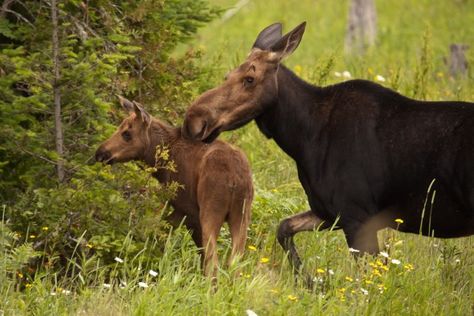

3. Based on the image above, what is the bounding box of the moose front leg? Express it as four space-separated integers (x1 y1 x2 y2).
277 210 328 274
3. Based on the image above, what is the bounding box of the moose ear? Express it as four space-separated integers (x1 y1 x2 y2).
269 22 306 62
132 101 151 127
118 95 135 113
252 22 283 50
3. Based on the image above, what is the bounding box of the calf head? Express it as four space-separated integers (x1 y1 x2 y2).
182 22 306 142
95 96 152 164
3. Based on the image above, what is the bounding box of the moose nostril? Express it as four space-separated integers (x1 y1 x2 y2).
95 149 111 163
195 120 208 140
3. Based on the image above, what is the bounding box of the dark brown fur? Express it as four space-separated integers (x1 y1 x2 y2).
95 97 253 278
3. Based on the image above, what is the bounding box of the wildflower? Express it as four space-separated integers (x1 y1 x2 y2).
338 287 346 293
316 268 325 274
149 269 158 277
287 294 298 301
345 276 353 282
29 234 36 239
25 283 33 289
247 245 257 251
395 218 404 224
334 71 342 77
391 259 401 265
42 226 49 231
114 257 124 263
294 65 303 76
372 269 382 277
377 284 387 293
375 75 386 82
50 292 57 296
260 257 269 264
342 71 352 79
360 288 369 295
365 279 373 285
86 243 93 249
103 283 111 289
379 251 389 258
381 265 389 271
328 269 335 275
455 258 461 264
403 263 414 271
349 247 360 253
17 272 23 279
138 282 148 288
62 289 71 295
246 310 258 316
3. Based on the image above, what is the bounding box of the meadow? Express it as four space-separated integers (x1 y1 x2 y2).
2 0 474 315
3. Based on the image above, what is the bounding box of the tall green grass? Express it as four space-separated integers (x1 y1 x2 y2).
2 0 473 315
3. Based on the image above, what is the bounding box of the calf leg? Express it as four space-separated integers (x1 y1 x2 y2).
227 199 251 266
277 210 327 273
199 206 227 279
165 210 202 248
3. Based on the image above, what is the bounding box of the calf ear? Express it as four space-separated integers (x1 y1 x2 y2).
252 22 283 50
269 22 306 62
118 95 135 113
132 101 151 127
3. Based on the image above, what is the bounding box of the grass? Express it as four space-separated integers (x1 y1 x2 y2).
2 0 474 315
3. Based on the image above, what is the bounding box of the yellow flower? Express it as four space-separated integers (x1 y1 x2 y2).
247 245 257 251
372 269 382 277
17 272 23 278
404 263 414 271
381 265 389 271
294 65 302 76
260 257 270 264
288 294 298 301
86 243 93 249
25 284 33 289
42 226 49 231
345 276 353 282
395 218 404 224
365 279 373 285
316 268 325 274
29 235 36 239
338 287 346 293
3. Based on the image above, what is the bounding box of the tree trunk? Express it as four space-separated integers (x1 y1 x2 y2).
51 0 65 182
448 44 469 78
345 0 377 55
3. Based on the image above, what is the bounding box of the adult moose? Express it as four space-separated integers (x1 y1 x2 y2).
96 97 253 278
182 22 474 276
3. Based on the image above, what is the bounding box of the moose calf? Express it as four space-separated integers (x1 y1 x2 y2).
95 97 253 278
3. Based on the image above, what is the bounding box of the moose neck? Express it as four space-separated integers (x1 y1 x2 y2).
255 65 324 161
142 119 180 167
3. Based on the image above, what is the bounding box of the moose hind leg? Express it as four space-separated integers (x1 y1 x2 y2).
227 199 251 267
277 210 326 273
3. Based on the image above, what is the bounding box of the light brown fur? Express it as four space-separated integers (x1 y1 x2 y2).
95 97 253 278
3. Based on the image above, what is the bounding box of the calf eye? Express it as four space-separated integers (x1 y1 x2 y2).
122 130 132 142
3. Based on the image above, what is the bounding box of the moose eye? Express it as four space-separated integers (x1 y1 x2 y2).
243 76 254 87
122 130 132 142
